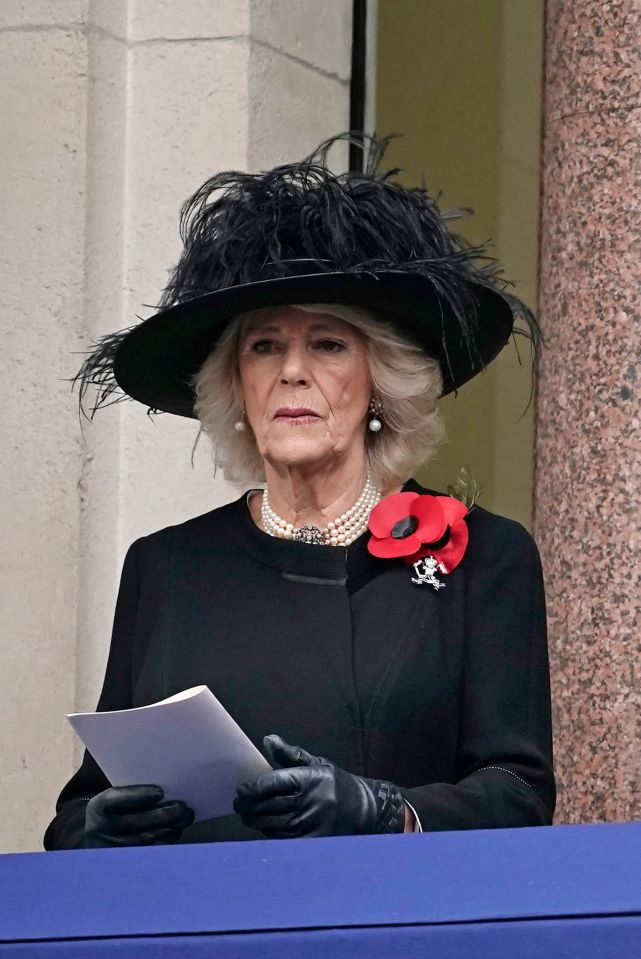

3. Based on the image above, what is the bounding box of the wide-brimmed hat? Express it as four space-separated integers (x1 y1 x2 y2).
77 134 537 418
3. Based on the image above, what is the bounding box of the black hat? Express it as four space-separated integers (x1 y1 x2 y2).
77 134 537 418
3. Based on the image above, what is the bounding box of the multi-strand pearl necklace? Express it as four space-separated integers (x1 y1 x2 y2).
261 474 381 546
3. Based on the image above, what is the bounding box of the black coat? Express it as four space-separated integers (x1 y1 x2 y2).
44 482 555 848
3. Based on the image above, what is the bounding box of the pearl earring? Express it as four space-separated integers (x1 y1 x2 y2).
234 410 246 432
368 397 383 433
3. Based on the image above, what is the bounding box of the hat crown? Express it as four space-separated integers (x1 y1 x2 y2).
159 136 483 310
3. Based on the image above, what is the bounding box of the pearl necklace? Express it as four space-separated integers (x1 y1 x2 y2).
261 474 381 546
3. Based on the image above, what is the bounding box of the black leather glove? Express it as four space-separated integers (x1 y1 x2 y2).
234 735 407 838
84 785 195 848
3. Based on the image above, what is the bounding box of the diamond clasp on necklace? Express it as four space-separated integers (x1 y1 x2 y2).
293 525 325 545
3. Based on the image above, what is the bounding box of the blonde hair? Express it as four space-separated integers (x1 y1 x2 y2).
193 304 444 490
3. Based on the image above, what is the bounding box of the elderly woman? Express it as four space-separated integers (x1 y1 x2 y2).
44 136 554 849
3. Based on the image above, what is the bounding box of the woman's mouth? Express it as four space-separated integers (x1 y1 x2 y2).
274 408 320 425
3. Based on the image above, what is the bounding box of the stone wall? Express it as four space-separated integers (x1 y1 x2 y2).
0 0 351 853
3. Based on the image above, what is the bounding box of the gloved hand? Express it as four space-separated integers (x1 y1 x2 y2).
84 785 195 848
234 735 407 838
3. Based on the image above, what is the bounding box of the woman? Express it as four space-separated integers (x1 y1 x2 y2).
44 135 554 849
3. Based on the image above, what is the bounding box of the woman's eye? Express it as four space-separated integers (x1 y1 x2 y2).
314 339 346 353
250 339 275 353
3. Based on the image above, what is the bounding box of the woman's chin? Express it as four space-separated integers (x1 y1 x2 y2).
262 442 337 471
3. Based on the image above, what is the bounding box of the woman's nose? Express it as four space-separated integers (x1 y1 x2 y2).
279 345 310 386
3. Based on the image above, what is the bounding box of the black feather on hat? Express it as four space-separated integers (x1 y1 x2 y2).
75 133 538 418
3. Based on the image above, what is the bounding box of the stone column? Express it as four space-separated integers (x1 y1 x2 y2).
1 0 351 852
535 0 641 823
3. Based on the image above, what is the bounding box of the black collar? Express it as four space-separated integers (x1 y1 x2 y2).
230 479 425 589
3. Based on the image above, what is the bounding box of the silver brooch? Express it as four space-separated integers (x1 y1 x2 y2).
411 556 447 590
293 525 325 545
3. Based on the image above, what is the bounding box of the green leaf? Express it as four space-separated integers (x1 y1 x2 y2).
447 465 483 510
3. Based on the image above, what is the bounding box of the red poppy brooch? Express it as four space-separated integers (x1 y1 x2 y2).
367 492 469 590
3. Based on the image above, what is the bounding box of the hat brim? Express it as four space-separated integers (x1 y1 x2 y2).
113 271 514 417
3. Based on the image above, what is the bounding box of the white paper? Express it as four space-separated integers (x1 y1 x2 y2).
67 686 271 822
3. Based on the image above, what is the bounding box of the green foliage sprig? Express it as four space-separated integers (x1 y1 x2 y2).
447 465 483 510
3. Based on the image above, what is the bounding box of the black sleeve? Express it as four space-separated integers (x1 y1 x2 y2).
401 515 555 830
43 540 142 850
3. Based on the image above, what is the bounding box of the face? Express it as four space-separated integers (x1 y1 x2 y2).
238 308 372 472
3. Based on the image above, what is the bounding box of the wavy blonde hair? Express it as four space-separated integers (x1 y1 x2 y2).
193 304 444 490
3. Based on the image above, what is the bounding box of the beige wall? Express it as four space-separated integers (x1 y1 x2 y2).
0 0 351 853
376 0 542 528
1 0 88 857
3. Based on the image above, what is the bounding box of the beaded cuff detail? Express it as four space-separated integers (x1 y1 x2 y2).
473 765 535 790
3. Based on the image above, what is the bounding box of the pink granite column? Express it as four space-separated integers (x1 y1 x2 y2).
535 0 641 822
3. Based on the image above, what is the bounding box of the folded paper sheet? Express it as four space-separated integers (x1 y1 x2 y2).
67 686 271 822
